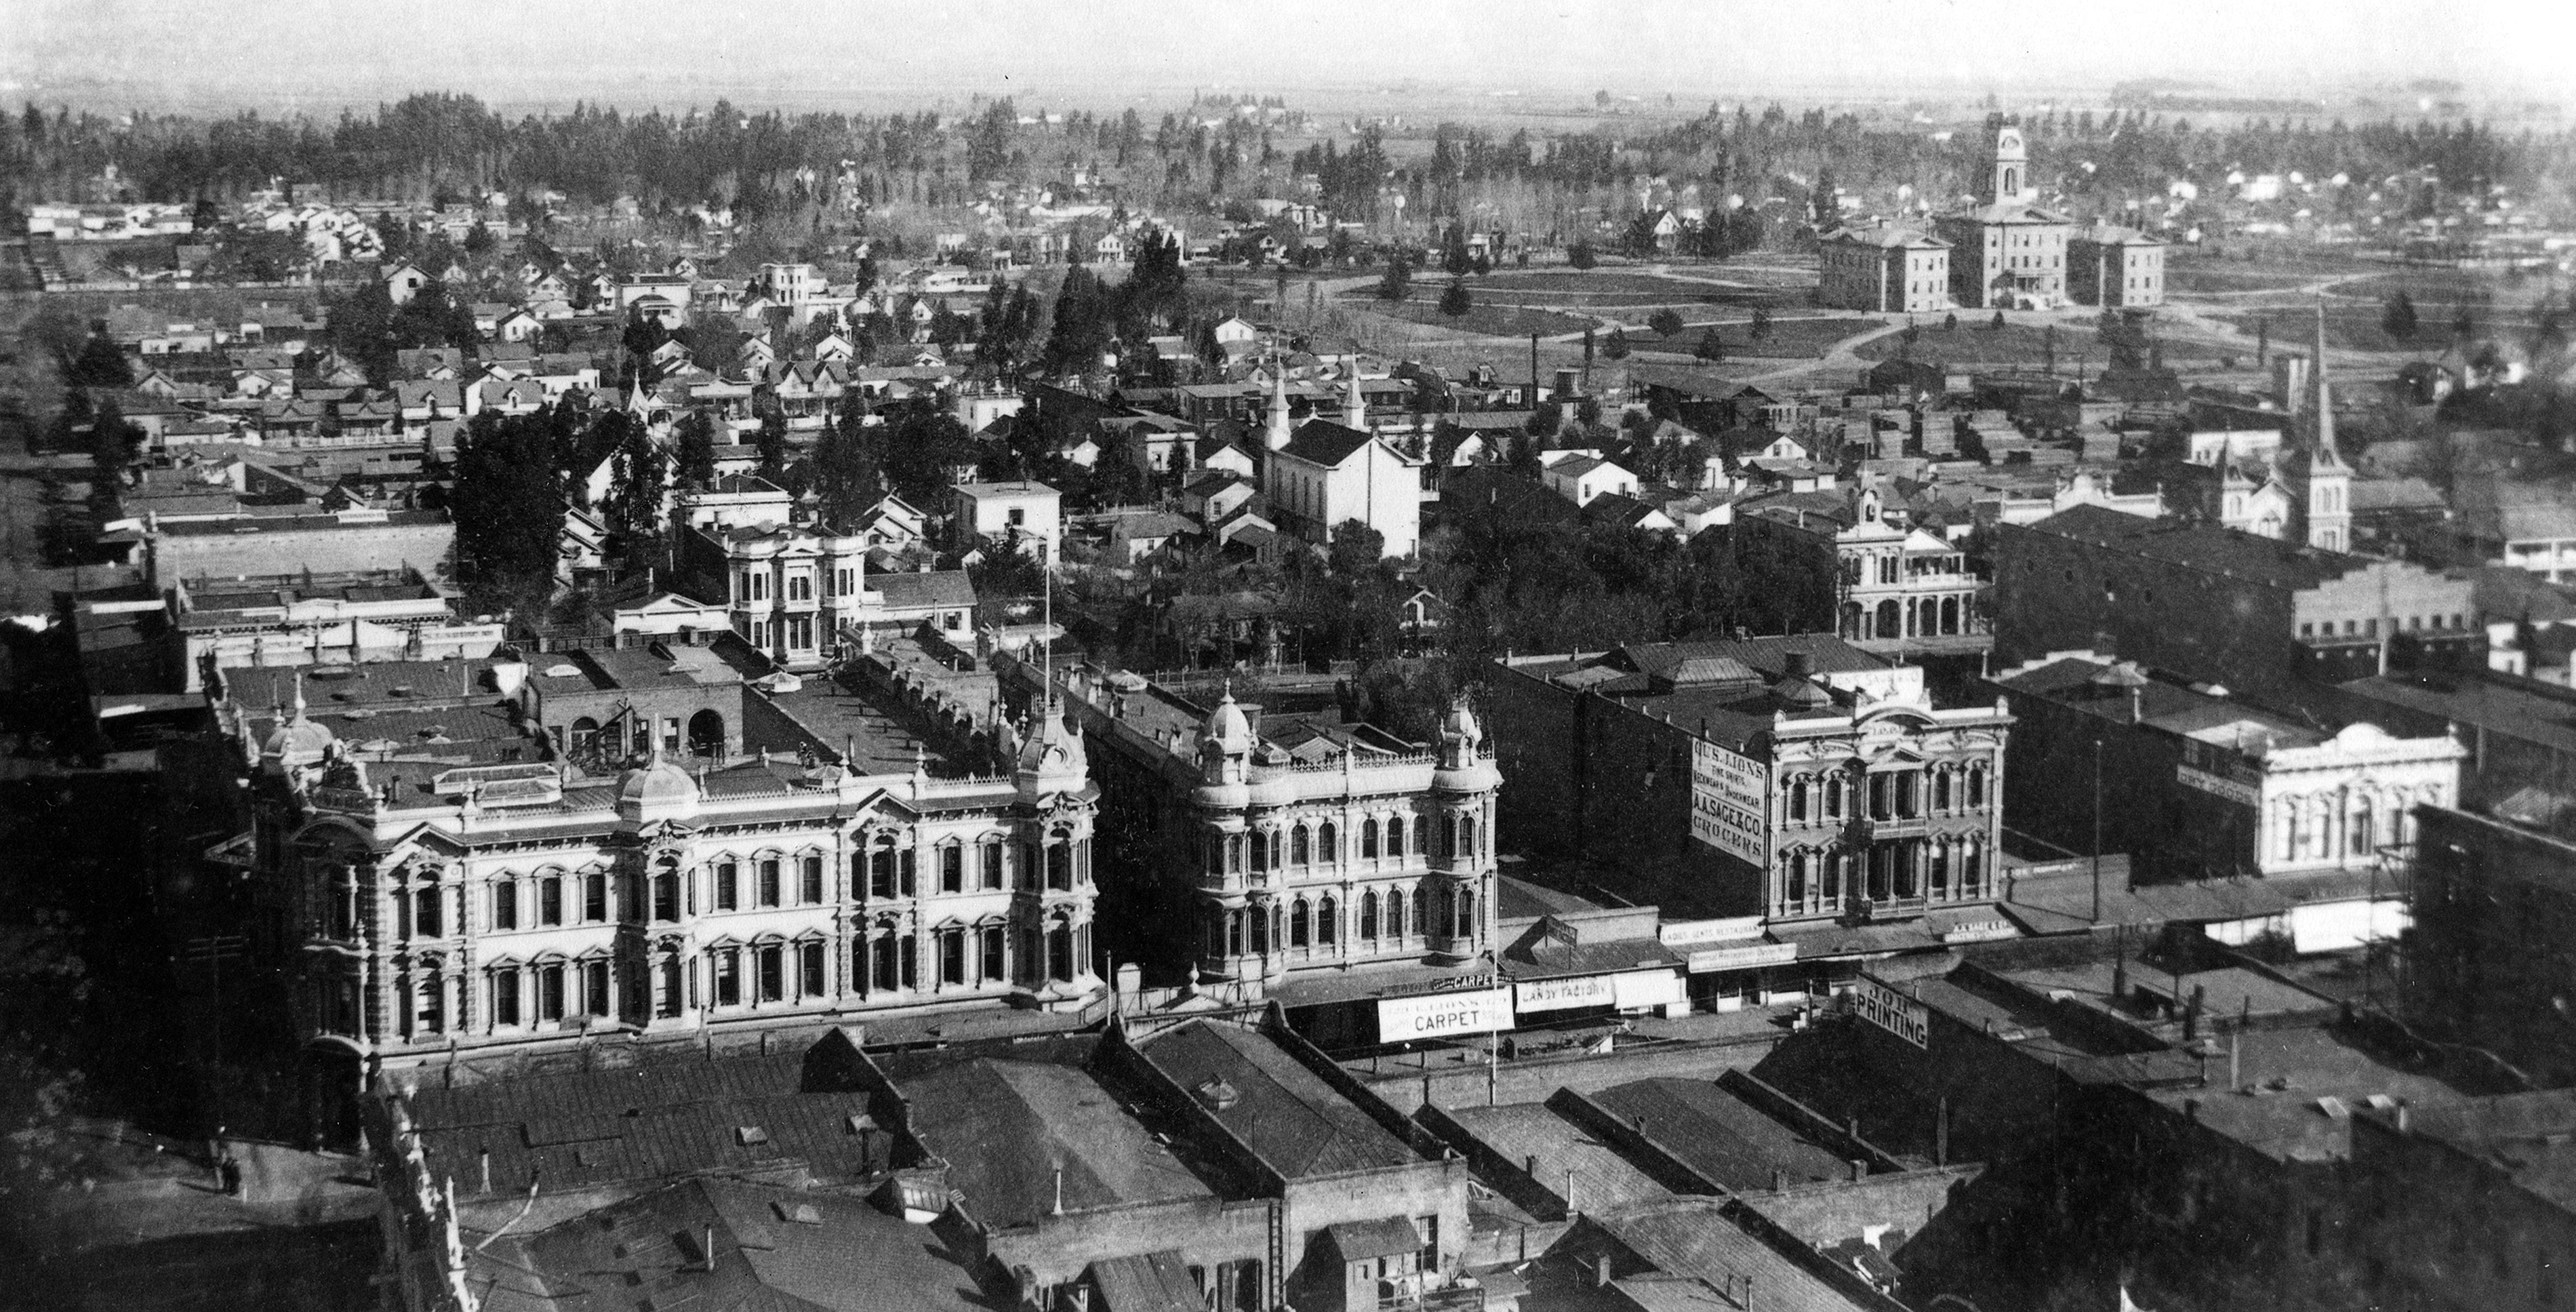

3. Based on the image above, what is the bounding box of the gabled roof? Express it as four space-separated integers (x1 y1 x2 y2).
1276 419 1378 469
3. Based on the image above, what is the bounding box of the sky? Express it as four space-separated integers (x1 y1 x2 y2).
5 0 2569 111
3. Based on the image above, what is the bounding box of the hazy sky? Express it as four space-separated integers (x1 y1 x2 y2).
6 0 2568 109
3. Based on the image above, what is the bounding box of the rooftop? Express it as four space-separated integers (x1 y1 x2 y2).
896 1052 1213 1227
1440 1102 1674 1211
2387 1089 2576 1214
1132 1019 1419 1180
2017 502 2374 592
1590 1078 1857 1193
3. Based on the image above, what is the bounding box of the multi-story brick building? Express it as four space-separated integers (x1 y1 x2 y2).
2068 223 2167 307
229 655 1104 1142
1489 637 2011 936
1002 656 1500 1006
1934 125 2072 310
2406 801 2576 1087
1994 503 2482 697
1815 224 1951 314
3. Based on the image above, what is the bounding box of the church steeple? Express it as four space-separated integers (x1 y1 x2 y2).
1264 355 1293 452
2308 298 2340 461
1342 359 1367 431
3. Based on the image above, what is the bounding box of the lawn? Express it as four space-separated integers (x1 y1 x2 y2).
1350 294 1600 338
1854 321 2229 367
2333 268 2569 314
1627 315 1887 360
1474 270 1711 296
2165 247 2388 296
2213 307 2545 356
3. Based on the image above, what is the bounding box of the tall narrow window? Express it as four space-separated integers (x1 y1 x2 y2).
980 841 1004 890
980 926 1005 981
1290 898 1310 948
757 946 784 1002
715 860 738 911
1361 891 1380 940
652 870 679 922
941 845 964 894
1319 895 1339 945
1390 888 1407 938
1387 817 1405 859
656 957 681 1019
758 858 782 908
1291 827 1310 866
415 886 444 938
539 963 565 1022
801 854 825 904
584 959 610 1016
1319 822 1337 862
714 951 741 1006
582 871 607 922
1362 819 1380 859
941 930 966 986
800 941 826 997
491 879 517 932
491 970 521 1027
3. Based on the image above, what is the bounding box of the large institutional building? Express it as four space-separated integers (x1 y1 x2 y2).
1935 125 2074 310
1490 637 2013 938
223 639 1105 1140
1815 224 1952 314
1006 656 1501 1003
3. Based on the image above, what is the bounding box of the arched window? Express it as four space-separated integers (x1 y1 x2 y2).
1387 817 1406 859
1967 763 1988 808
1318 895 1339 946
414 974 444 1036
1824 772 1844 820
1048 923 1074 982
1409 886 1426 938
1319 822 1338 863
651 868 680 922
714 859 738 911
1249 829 1269 875
1961 839 1984 895
1250 904 1270 955
1046 835 1072 890
1787 852 1808 908
2348 797 2374 858
868 837 900 899
980 839 1005 890
757 856 782 907
1291 826 1310 866
1788 777 1808 823
1226 911 1244 957
1388 888 1407 939
1933 769 1952 812
1290 898 1310 948
656 955 683 1018
1455 889 1474 938
1359 891 1380 940
1931 842 1952 898
1361 819 1380 859
1459 814 1476 859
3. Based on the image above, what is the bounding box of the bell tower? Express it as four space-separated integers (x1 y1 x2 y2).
1990 126 2032 205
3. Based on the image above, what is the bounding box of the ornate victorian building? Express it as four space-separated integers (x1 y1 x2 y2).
230 672 1102 1140
1004 656 1501 991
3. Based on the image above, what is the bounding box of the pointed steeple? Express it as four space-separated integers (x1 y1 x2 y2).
1264 355 1293 452
2308 297 2339 461
1342 359 1367 431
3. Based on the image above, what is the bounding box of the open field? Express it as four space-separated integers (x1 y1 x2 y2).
1627 315 1885 359
1353 295 1600 339
2164 247 2390 296
2213 304 2553 355
1855 320 2231 367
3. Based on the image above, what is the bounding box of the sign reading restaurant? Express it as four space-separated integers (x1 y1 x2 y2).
1690 739 1769 865
1853 976 1929 1048
1376 987 1514 1041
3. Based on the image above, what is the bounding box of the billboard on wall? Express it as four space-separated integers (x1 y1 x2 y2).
1690 740 1769 865
1375 987 1514 1041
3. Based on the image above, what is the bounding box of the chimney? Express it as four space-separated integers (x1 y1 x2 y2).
1592 1255 1615 1289
1051 1167 1064 1217
2395 1103 2411 1134
2129 685 2144 724
1525 1153 1540 1180
702 1225 719 1273
1771 1166 1788 1192
1849 1159 1868 1183
477 1148 491 1195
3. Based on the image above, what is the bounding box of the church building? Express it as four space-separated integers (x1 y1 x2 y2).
2215 303 2353 553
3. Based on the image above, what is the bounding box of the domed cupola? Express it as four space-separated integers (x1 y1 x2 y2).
260 672 338 774
616 742 701 824
1015 694 1089 799
1432 696 1500 793
1192 685 1255 809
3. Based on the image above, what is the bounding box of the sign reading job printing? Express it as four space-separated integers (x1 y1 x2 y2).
1690 740 1769 864
1377 987 1515 1040
1852 976 1930 1048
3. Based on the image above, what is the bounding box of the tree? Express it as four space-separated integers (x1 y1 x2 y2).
604 416 668 546
754 407 792 480
812 390 883 526
2255 315 2269 363
65 335 132 389
1377 254 1412 302
1439 279 1473 319
1441 223 1472 277
1693 327 1726 362
451 411 567 608
673 411 719 488
1942 312 1959 333
463 220 496 254
1042 266 1116 375
86 398 143 477
1990 311 2007 331
2382 293 2419 340
1602 327 1630 360
1328 519 1388 575
190 195 222 233
1647 309 1686 340
1567 239 1596 271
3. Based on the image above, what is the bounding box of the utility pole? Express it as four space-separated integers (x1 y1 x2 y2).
2091 738 2105 924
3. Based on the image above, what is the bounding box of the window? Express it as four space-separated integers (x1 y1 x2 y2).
1360 891 1380 940
1290 898 1310 948
492 879 517 931
582 871 607 922
1455 889 1474 938
584 959 611 1016
415 977 443 1035
1789 778 1808 822
940 844 963 894
757 946 784 1002
869 840 898 899
1459 815 1476 859
1409 886 1427 937
800 941 826 997
1046 838 1072 890
759 856 782 908
787 616 814 650
416 886 444 938
941 930 966 986
870 934 900 993
1318 822 1337 863
1048 923 1073 982
1388 888 1407 938
1318 895 1338 946
715 860 738 911
801 854 824 905
1362 819 1380 859
539 963 565 1022
902 936 919 989
1387 817 1405 859
980 840 1004 890
981 926 1006 982
491 969 521 1027
1967 763 1988 807
714 950 741 1006
656 957 681 1019
652 869 679 922
786 572 812 601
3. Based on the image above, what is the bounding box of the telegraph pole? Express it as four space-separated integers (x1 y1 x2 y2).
2091 739 2105 924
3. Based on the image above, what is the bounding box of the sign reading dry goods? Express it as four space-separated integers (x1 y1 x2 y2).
1853 976 1929 1048
1690 740 1769 864
1376 987 1514 1040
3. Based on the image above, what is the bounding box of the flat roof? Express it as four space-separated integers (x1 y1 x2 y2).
1133 1019 1418 1180
1439 1102 1673 1210
1590 1077 1855 1191
898 1054 1213 1226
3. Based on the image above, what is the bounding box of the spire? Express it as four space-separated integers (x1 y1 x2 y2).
1264 353 1293 452
2310 297 2339 460
1342 359 1367 431
290 669 308 721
